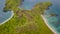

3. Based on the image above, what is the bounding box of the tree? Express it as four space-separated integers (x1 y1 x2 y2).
3 0 24 12
32 2 52 14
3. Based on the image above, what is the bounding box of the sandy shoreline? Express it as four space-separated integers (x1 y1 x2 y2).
41 15 57 34
0 11 58 34
0 11 14 25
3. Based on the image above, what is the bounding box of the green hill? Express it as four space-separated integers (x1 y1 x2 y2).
0 0 53 34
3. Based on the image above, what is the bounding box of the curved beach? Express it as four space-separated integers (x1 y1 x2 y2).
0 11 14 25
41 15 57 34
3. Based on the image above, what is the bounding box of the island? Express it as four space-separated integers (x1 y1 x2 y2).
0 0 54 34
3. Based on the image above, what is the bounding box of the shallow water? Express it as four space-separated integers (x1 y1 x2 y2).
0 0 60 34
44 9 60 34
0 0 12 23
21 0 60 34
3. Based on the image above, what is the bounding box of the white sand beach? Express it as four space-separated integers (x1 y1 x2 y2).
41 15 57 34
0 11 14 25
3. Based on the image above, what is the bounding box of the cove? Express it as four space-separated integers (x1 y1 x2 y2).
20 0 60 34
0 0 13 25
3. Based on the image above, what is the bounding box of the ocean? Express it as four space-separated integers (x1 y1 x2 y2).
21 0 60 34
0 0 60 34
0 0 12 23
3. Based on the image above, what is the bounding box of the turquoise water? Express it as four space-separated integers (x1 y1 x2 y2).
0 0 12 23
0 0 60 34
21 0 60 34
44 8 60 34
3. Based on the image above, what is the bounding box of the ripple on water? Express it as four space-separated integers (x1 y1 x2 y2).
44 9 60 34
0 0 12 24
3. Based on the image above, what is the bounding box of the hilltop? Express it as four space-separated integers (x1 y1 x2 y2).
0 0 53 34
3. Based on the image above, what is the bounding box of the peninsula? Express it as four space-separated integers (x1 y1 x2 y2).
0 0 53 34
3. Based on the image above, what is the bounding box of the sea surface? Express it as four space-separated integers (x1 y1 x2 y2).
0 0 12 23
21 0 60 34
0 0 60 34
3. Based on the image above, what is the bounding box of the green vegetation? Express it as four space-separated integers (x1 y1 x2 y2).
3 0 23 12
0 0 53 34
32 2 52 14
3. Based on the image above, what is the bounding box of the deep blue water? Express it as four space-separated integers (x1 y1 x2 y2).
21 0 60 34
0 0 12 23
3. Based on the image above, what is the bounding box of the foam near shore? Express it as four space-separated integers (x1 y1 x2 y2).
0 11 14 25
41 15 57 34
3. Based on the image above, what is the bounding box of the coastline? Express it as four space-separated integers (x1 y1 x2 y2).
0 11 14 25
41 15 57 34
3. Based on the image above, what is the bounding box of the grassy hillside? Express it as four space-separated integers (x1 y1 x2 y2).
0 0 53 34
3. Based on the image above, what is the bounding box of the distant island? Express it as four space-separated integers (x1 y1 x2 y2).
0 0 53 34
